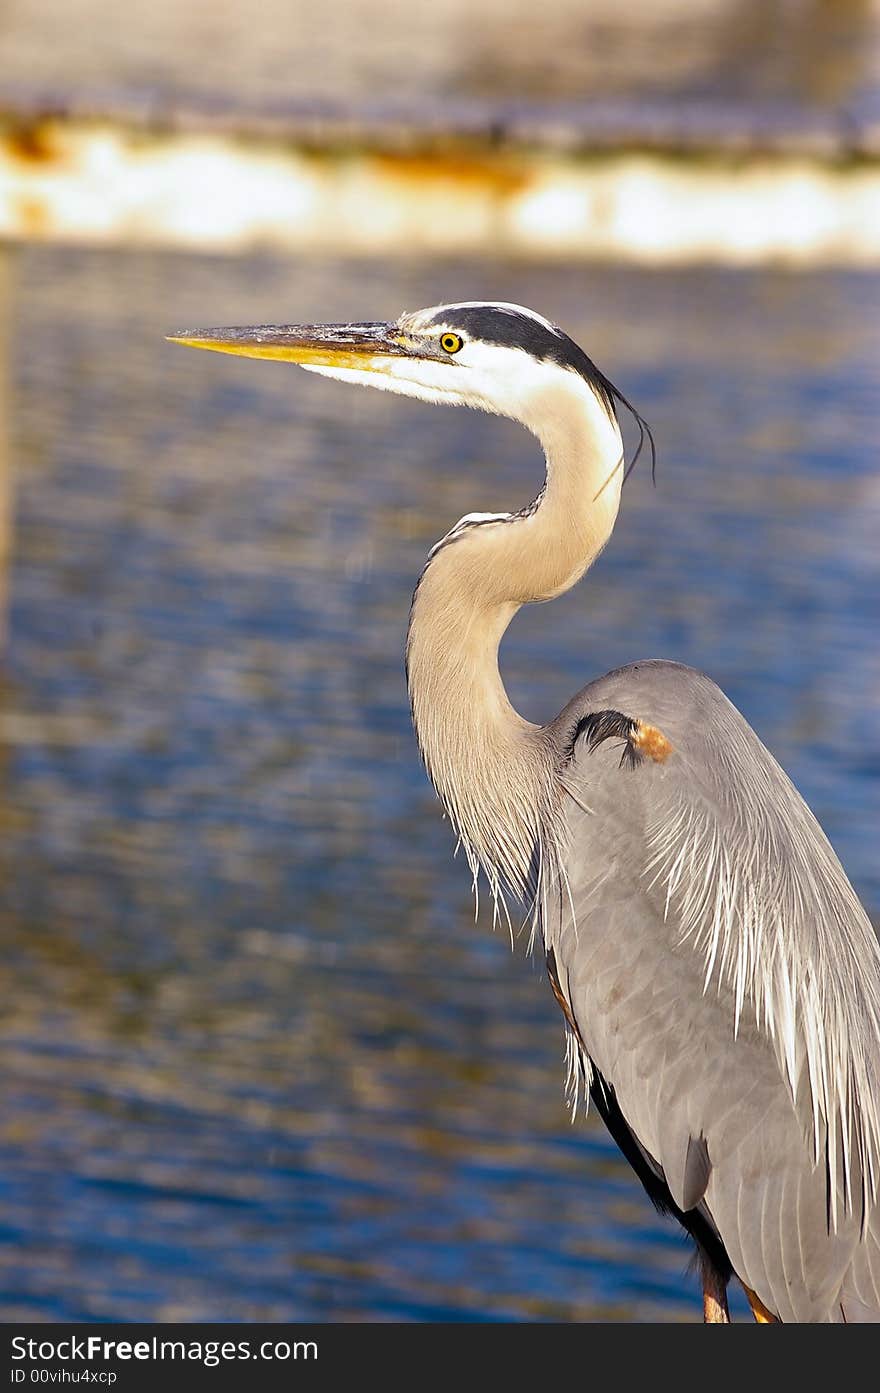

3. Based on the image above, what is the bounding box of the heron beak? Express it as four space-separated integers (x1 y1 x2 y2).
166 322 427 370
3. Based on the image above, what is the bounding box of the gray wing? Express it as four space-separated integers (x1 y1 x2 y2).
544 659 880 1322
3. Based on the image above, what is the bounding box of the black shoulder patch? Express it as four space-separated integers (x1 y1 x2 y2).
571 709 674 768
572 709 641 768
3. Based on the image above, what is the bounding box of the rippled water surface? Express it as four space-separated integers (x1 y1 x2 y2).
0 249 878 1321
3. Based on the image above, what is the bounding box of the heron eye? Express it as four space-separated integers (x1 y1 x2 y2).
440 332 463 354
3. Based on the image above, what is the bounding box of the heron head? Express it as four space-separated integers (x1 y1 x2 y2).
168 301 631 446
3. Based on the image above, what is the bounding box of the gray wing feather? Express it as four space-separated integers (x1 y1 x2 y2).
845 1224 880 1315
545 660 880 1321
682 1136 712 1212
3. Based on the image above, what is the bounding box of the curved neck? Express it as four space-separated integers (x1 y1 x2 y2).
406 374 624 900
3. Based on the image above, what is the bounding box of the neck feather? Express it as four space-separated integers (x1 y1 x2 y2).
406 375 623 908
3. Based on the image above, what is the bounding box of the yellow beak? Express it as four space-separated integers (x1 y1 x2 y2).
166 322 424 371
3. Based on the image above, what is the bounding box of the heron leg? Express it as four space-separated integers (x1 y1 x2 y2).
702 1267 730 1323
742 1285 779 1323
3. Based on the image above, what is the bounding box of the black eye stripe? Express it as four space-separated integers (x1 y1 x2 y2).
422 305 655 481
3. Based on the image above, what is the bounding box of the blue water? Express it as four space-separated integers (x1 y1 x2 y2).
0 250 877 1321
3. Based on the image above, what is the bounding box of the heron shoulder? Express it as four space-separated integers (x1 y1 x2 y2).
548 658 738 766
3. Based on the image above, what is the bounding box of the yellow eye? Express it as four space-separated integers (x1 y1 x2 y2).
440 332 463 354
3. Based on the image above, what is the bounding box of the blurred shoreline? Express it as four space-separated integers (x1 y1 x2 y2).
1 96 879 265
2 0 879 265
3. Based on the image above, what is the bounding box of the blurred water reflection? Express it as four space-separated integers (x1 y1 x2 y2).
0 249 877 1321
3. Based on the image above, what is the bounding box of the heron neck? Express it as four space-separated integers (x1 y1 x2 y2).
406 380 623 898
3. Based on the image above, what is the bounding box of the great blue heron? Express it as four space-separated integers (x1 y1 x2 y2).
171 302 880 1323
